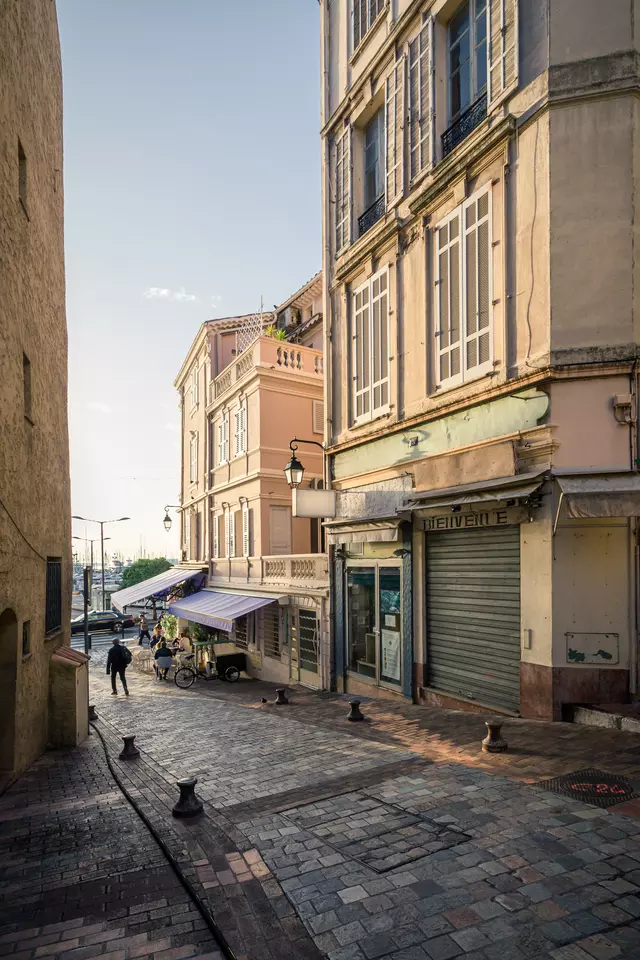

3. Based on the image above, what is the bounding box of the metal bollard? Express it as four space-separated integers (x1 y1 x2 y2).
119 734 140 760
482 719 508 753
275 688 289 705
88 704 97 721
347 700 365 722
172 777 204 818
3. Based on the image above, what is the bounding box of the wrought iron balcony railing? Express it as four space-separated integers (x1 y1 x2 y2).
442 94 487 158
358 194 385 238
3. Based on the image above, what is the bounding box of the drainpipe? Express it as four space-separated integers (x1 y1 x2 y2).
627 360 638 696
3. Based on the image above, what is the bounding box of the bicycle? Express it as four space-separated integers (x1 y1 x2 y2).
174 652 244 689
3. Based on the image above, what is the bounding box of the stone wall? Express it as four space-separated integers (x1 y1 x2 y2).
0 0 73 780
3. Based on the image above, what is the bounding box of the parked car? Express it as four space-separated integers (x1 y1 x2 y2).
70 610 135 635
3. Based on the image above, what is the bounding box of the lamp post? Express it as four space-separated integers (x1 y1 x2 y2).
72 516 130 610
162 505 181 533
72 535 110 571
283 437 326 489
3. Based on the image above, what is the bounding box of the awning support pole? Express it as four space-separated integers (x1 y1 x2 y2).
552 490 564 537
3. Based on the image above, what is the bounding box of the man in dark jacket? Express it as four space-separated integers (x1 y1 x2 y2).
106 638 130 696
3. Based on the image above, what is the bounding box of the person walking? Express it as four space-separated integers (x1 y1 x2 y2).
153 639 174 681
138 614 151 646
106 637 131 696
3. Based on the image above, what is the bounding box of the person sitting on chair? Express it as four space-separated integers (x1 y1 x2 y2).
153 639 174 681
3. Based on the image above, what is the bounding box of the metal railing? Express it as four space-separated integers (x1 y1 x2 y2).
442 94 487 158
358 195 385 238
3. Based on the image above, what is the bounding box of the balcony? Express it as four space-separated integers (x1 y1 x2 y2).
209 553 329 588
209 337 324 405
358 195 385 238
442 94 487 158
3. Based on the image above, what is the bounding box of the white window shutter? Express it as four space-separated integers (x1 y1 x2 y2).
409 21 433 180
463 189 492 376
354 0 366 49
385 58 405 204
229 510 236 558
218 420 223 464
235 401 246 455
312 400 324 435
488 0 518 109
370 269 389 413
242 504 250 557
435 213 463 387
335 127 351 252
212 514 219 558
224 510 231 557
353 281 371 420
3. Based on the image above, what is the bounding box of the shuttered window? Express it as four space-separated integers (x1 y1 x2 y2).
224 510 231 558
335 128 351 253
235 401 246 456
385 58 405 204
262 605 281 659
189 433 198 482
353 268 389 422
212 513 219 558
488 0 518 107
409 21 433 180
312 400 324 435
191 365 199 407
218 414 229 464
242 503 250 557
435 186 492 388
229 510 236 558
354 0 385 50
45 558 62 635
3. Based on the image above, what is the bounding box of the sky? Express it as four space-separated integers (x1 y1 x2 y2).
58 0 321 563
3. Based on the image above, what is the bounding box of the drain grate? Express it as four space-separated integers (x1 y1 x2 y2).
537 768 638 809
283 791 470 873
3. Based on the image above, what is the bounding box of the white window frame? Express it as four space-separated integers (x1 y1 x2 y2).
447 0 488 125
189 432 198 483
335 127 351 254
212 513 219 559
229 509 236 558
218 413 229 465
242 503 250 557
235 400 247 457
385 57 405 206
434 184 493 390
225 509 231 558
352 267 390 425
408 19 435 181
185 513 191 560
353 0 385 52
191 365 199 409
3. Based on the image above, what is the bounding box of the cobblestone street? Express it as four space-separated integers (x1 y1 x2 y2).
2 658 640 959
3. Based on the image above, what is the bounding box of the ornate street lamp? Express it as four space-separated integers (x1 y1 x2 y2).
163 505 181 532
283 442 306 489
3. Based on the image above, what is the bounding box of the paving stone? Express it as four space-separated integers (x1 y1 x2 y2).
575 934 623 959
422 935 463 960
449 926 490 952
333 921 366 946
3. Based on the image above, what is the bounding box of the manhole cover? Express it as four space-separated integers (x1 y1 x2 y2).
537 768 638 809
283 792 469 873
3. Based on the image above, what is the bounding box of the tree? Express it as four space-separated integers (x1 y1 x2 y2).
119 557 171 590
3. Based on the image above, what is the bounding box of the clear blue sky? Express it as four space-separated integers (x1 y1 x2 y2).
58 0 321 562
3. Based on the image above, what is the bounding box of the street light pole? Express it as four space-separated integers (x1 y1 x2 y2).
72 516 130 611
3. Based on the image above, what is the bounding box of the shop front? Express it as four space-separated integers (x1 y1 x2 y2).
328 517 413 702
169 588 329 690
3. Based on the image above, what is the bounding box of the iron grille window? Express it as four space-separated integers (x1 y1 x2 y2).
45 558 62 635
235 615 248 649
299 610 318 674
22 621 31 657
262 606 281 660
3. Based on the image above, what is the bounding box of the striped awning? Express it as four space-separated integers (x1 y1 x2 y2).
169 590 278 631
111 567 205 612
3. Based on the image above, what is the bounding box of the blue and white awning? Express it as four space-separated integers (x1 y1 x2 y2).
169 590 277 631
111 567 205 612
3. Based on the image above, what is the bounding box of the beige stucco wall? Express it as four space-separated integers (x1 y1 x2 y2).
550 377 632 471
0 0 72 779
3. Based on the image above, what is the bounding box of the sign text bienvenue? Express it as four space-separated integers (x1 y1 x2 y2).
423 509 521 532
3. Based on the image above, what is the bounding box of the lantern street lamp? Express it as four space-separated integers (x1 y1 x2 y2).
283 437 326 489
163 505 181 532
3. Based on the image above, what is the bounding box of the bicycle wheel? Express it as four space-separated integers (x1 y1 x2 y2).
174 667 196 689
224 665 240 682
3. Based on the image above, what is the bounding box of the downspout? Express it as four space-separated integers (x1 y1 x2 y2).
320 0 337 692
630 359 638 695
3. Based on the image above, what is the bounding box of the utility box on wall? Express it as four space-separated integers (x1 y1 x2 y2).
49 647 89 747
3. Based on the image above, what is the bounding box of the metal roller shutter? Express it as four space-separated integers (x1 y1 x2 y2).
426 525 521 712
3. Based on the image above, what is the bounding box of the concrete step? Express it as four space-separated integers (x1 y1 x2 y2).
572 703 640 734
